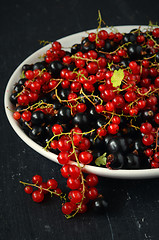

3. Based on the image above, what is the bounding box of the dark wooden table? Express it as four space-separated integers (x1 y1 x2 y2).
1 0 159 239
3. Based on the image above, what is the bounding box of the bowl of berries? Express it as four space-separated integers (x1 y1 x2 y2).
4 24 159 179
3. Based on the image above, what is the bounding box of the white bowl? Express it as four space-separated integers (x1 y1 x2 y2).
4 25 159 179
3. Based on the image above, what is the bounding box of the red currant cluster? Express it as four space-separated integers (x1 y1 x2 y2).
23 175 60 203
21 169 100 217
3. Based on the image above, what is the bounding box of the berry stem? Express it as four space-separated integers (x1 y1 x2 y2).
19 180 66 200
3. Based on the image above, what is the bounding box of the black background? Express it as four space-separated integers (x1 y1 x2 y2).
1 0 159 239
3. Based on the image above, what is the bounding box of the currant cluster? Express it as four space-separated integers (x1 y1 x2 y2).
10 24 159 170
22 174 61 203
21 171 107 218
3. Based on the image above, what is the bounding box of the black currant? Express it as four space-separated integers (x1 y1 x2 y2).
31 111 45 125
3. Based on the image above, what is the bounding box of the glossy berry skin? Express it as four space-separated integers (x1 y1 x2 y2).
92 197 108 213
21 111 32 122
52 124 63 135
25 70 34 80
24 186 33 194
86 174 98 187
79 151 93 164
32 175 43 185
67 177 81 189
140 123 152 134
57 151 70 164
78 137 91 151
77 103 87 113
107 123 119 135
47 179 58 189
62 202 74 215
13 111 21 120
17 94 30 106
154 152 159 162
68 190 82 203
142 134 154 146
32 190 44 203
68 165 80 179
57 138 71 151
87 187 98 200
60 164 70 178
86 62 98 74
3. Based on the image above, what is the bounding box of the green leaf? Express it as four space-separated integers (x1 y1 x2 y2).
95 152 107 166
111 68 124 88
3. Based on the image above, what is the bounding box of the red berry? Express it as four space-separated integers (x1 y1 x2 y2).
97 127 107 137
87 187 98 200
47 179 58 189
13 111 21 120
87 50 98 59
50 140 58 149
53 188 62 195
152 28 159 38
32 175 43 185
52 41 61 50
129 61 138 71
105 102 115 112
70 82 82 92
154 152 159 162
112 95 125 109
107 123 119 135
137 100 146 109
140 122 152 134
67 177 81 190
129 107 138 116
78 137 91 151
42 72 51 82
62 202 74 215
48 80 58 90
63 55 72 64
145 148 153 157
17 94 30 106
25 70 34 80
57 138 71 151
95 39 105 48
68 190 82 203
151 161 159 168
60 164 71 178
142 134 154 146
136 35 145 43
95 104 105 113
112 116 120 125
73 134 82 147
124 91 137 102
86 174 98 187
98 30 108 40
68 165 81 179
86 62 98 74
76 103 87 113
79 151 93 165
24 186 33 194
32 190 44 203
57 151 70 164
88 32 96 42
21 111 32 122
52 124 63 135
